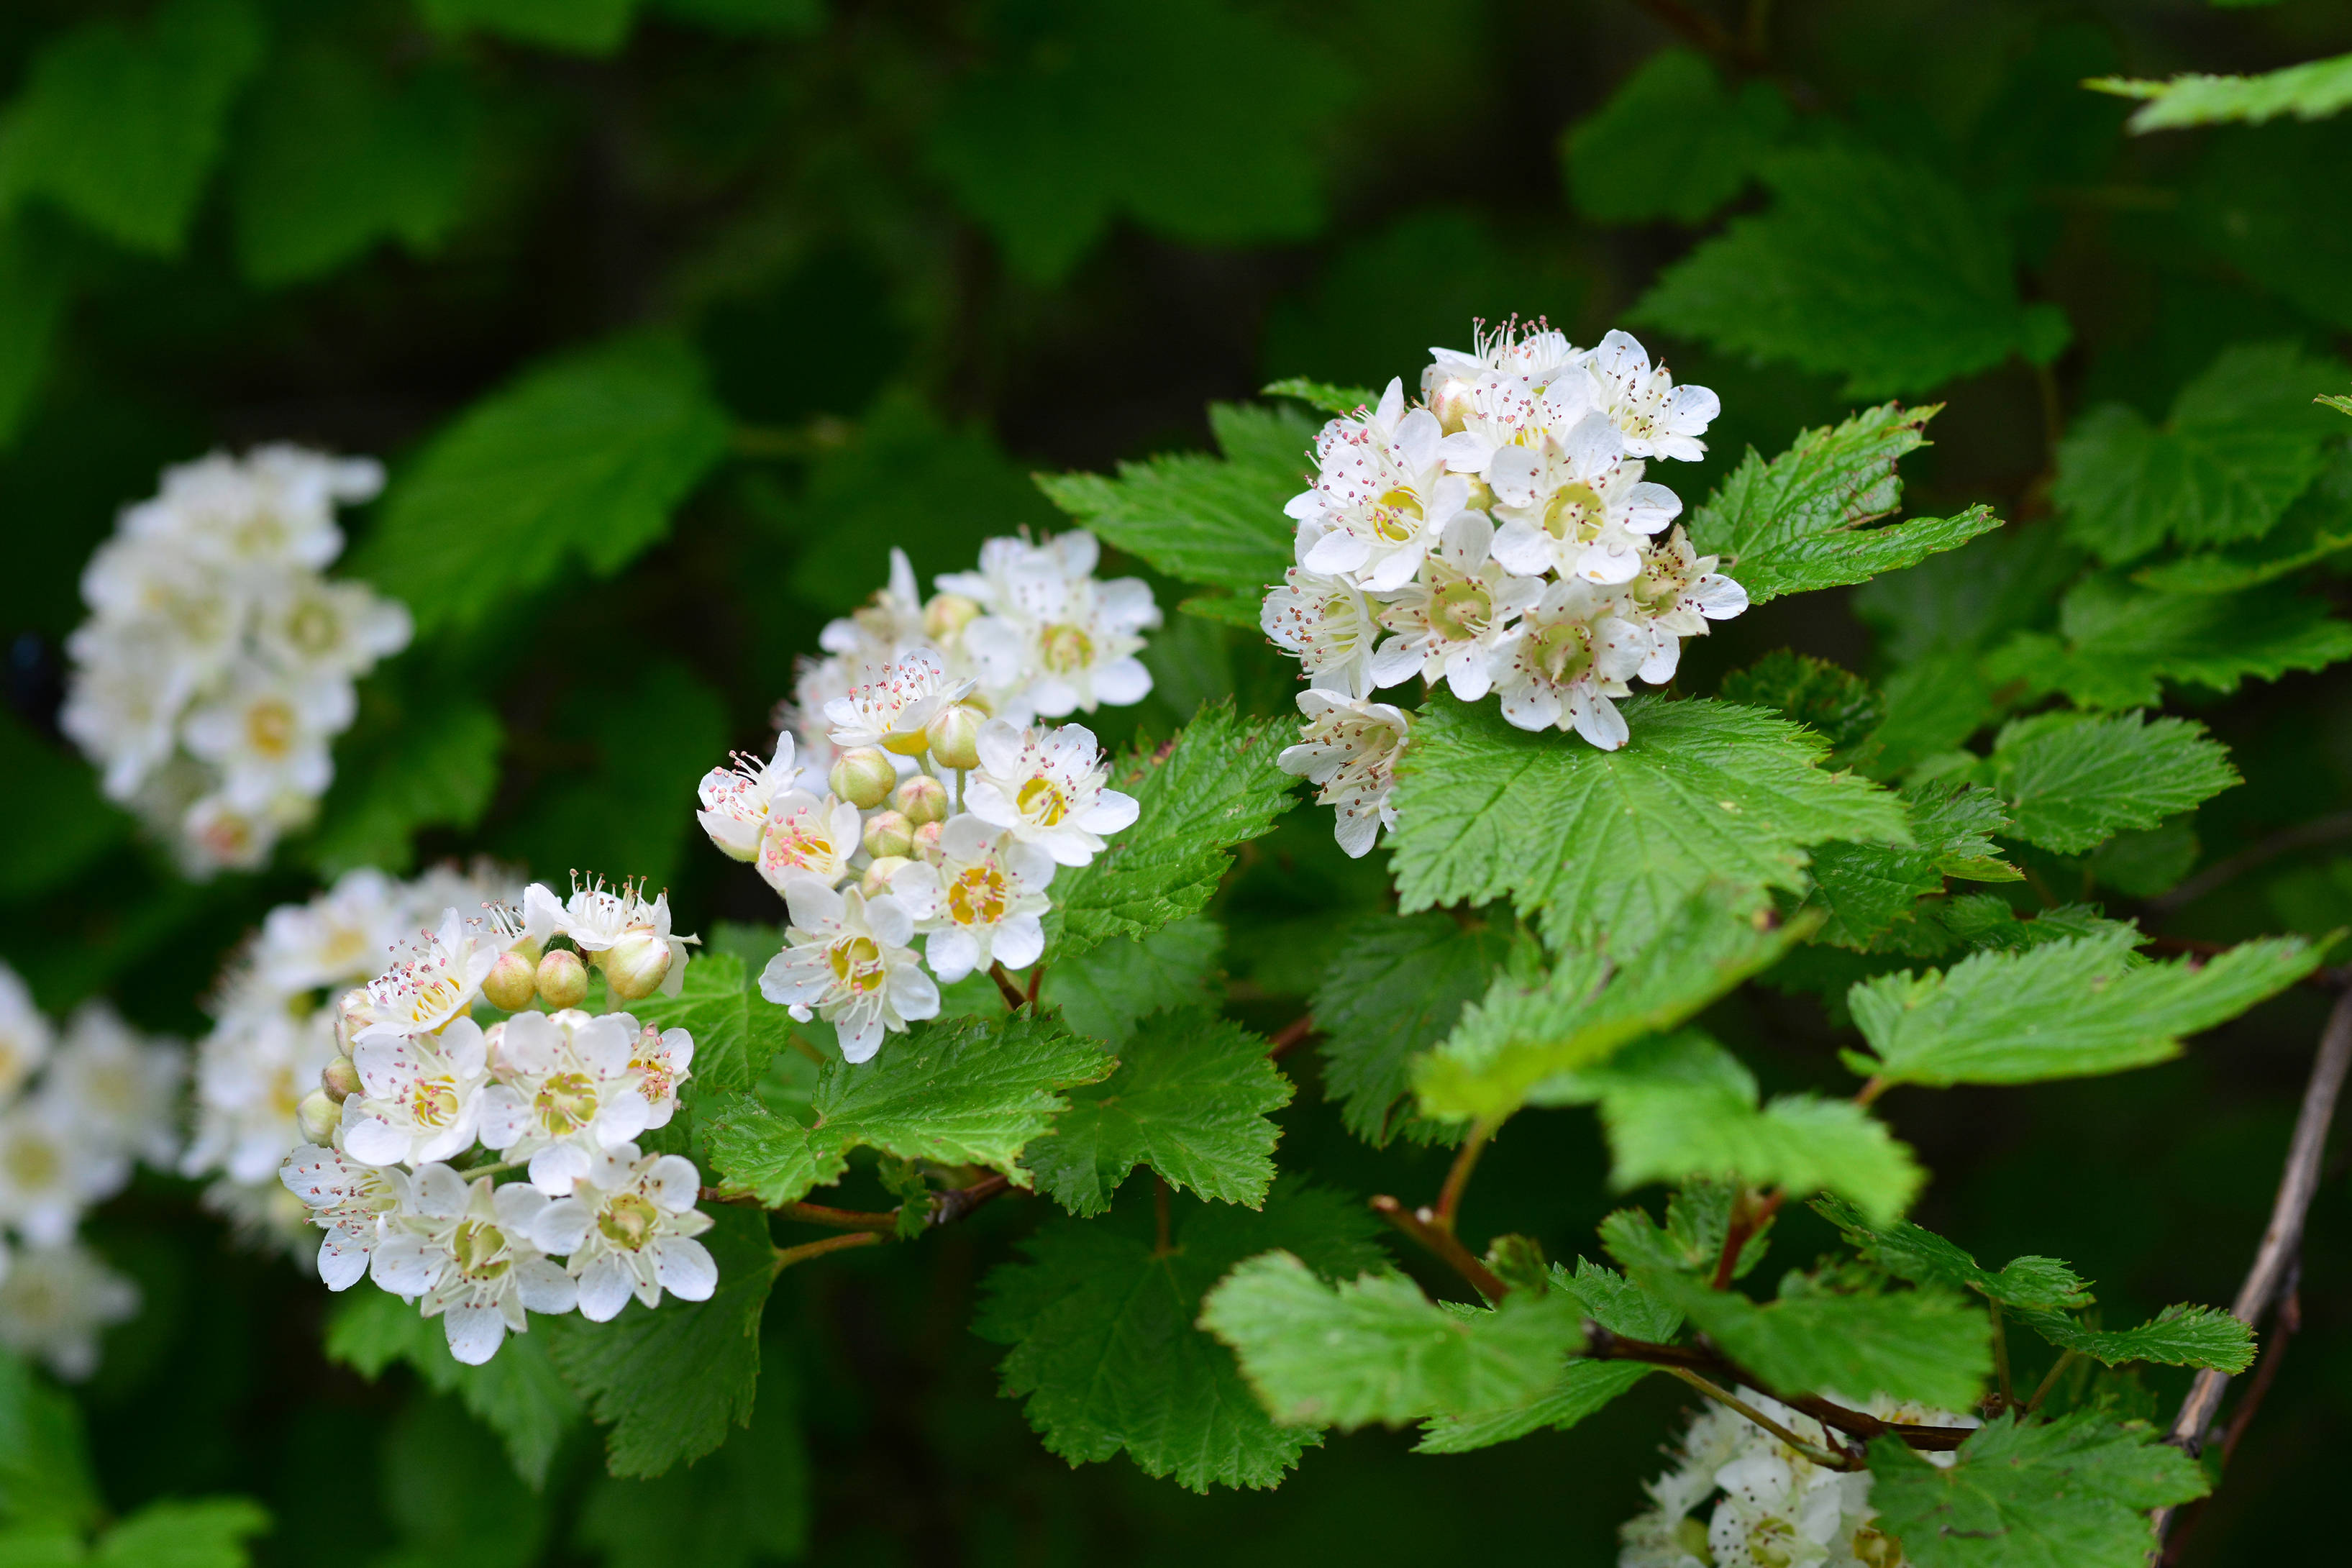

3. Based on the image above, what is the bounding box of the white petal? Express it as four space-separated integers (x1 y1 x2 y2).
528 1143 591 1196
532 1198 591 1254
514 1257 578 1315
577 1257 634 1322
442 1305 507 1365
1078 788 1137 834
651 1237 719 1303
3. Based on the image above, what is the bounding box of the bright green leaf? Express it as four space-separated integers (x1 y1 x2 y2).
89 1500 270 1568
1563 48 1791 225
1987 575 2352 711
1640 1270 1989 1410
1811 1197 2092 1311
1808 783 2019 951
1989 709 2238 854
1041 915 1221 1048
627 951 775 1096
2090 53 2352 132
575 1362 808 1568
2010 1303 2255 1373
1314 911 1510 1144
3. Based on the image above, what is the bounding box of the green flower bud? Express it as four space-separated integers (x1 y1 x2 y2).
320 1054 362 1103
296 1088 340 1142
926 703 984 771
924 592 982 642
860 855 912 898
911 820 944 860
893 774 949 825
862 809 915 860
829 747 897 809
481 950 538 1012
332 987 369 1052
536 948 589 1009
600 927 673 1003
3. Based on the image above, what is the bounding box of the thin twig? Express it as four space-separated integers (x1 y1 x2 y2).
1854 1075 1888 1107
775 1200 898 1232
2025 1350 2078 1413
988 962 1027 1011
1433 1119 1495 1231
2161 1267 2302 1568
2153 988 2352 1546
2148 810 2352 913
1154 1175 1172 1255
1267 1013 1316 1060
772 1230 883 1272
1026 965 1044 1006
1710 1188 1783 1291
1988 1303 2013 1413
1666 1367 1861 1470
929 1171 1012 1226
1370 1195 1508 1302
1584 1326 1978 1452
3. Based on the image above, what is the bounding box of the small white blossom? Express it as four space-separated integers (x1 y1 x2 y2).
1587 329 1718 463
965 720 1138 868
760 878 939 1065
1261 565 1385 698
755 790 865 893
1486 411 1683 587
824 648 976 755
279 1143 407 1289
0 1241 139 1381
0 966 53 1103
1491 578 1649 747
47 1003 184 1168
351 909 497 1044
819 547 931 669
1369 512 1544 701
957 532 1159 717
1277 690 1411 858
477 1012 654 1195
626 1020 695 1131
696 732 803 862
0 1095 127 1246
538 878 695 1000
1288 380 1468 593
531 1144 716 1322
890 815 1056 982
369 1165 577 1365
341 1015 493 1167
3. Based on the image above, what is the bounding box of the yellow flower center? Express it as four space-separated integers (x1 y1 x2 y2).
1530 620 1595 685
535 1070 599 1134
1428 580 1491 642
1016 775 1068 826
1039 623 1094 673
245 698 297 758
286 597 340 655
598 1192 660 1251
410 1077 461 1128
452 1218 511 1281
1541 482 1604 542
828 935 885 994
1371 487 1423 543
947 864 1009 926
4 1134 58 1188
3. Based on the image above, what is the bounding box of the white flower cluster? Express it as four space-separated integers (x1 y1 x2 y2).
0 963 183 1380
1621 1390 1975 1568
184 862 519 1246
273 877 716 1365
60 447 411 876
701 532 1157 1065
1263 325 1748 856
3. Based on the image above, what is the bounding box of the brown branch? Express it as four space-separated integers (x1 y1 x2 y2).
776 1199 898 1231
1433 1119 1495 1231
2147 809 2352 914
929 1170 1012 1226
2161 1270 2302 1568
1370 1195 1508 1302
2153 988 2352 1546
772 1229 883 1272
1665 1366 1861 1470
1153 1175 1172 1255
1583 1326 1978 1452
1026 964 1044 1006
1710 1188 1784 1291
988 962 1027 1011
1267 1013 1316 1060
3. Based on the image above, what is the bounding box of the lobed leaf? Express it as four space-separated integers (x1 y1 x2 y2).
627 951 777 1097
1987 575 2352 711
1563 48 1791 226
1812 1197 2092 1312
2010 1303 2255 1373
2090 53 2352 133
1808 783 2018 951
1638 1270 1991 1410
1988 709 2238 854
1041 915 1222 1048
1313 912 1510 1144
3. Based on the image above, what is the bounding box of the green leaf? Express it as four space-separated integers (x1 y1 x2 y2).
350 334 729 635
2056 342 2347 564
1259 378 1377 416
0 0 265 255
1808 783 2019 950
307 696 502 878
2090 53 2352 133
1021 1008 1291 1216
229 45 478 286
924 0 1354 282
89 1500 270 1568
1041 915 1220 1047
1987 575 2352 711
2130 443 2352 593
544 1206 775 1478
0 1349 100 1529
1811 1197 2092 1311
575 1361 808 1568
1391 694 1907 950
1600 1179 1770 1283
2187 121 2352 333
1200 1254 1585 1431
626 951 775 1096
0 224 72 447
1632 145 2065 397
0 711 127 903
1572 1032 1924 1223
1415 886 1813 1124
1717 651 1883 763
1687 404 2002 603
1036 403 1314 621
1313 911 1510 1144
1562 48 1791 225
1042 701 1298 962
1849 928 2316 1088
1868 1412 2207 1568
416 0 637 54
324 1288 584 1488
704 1011 1115 1205
2010 1303 2255 1373
1640 1270 1990 1410
1989 709 2238 854
976 1180 1387 1492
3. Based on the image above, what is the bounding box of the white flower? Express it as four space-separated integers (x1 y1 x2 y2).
1277 690 1411 858
1369 512 1544 701
341 1015 493 1167
350 910 497 1044
1486 411 1684 586
251 867 404 995
1288 379 1469 593
1423 322 1600 479
819 547 930 667
1587 329 1718 463
957 532 1159 717
58 621 200 801
755 790 865 893
529 1143 716 1322
1420 318 1586 433
0 1095 127 1246
1490 578 1649 747
126 445 381 575
696 731 803 862
1628 527 1750 670
186 1008 329 1185
369 1166 577 1365
778 652 856 778
539 878 694 999
965 720 1138 868
0 965 53 1103
626 1020 694 1131
278 1142 406 1289
1260 565 1384 698
75 539 244 688
889 815 1056 982
759 878 939 1065
477 1012 654 1195
251 577 411 680
0 1240 139 1381
824 648 976 755
46 1003 184 1169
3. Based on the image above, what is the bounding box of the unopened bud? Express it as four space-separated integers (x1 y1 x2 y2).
481 951 537 1012
862 809 914 860
332 988 369 1051
321 1054 362 1103
296 1088 340 1142
926 704 984 770
600 927 674 1002
536 948 589 1009
860 855 912 898
924 592 981 643
893 774 949 825
911 820 944 859
830 747 897 808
